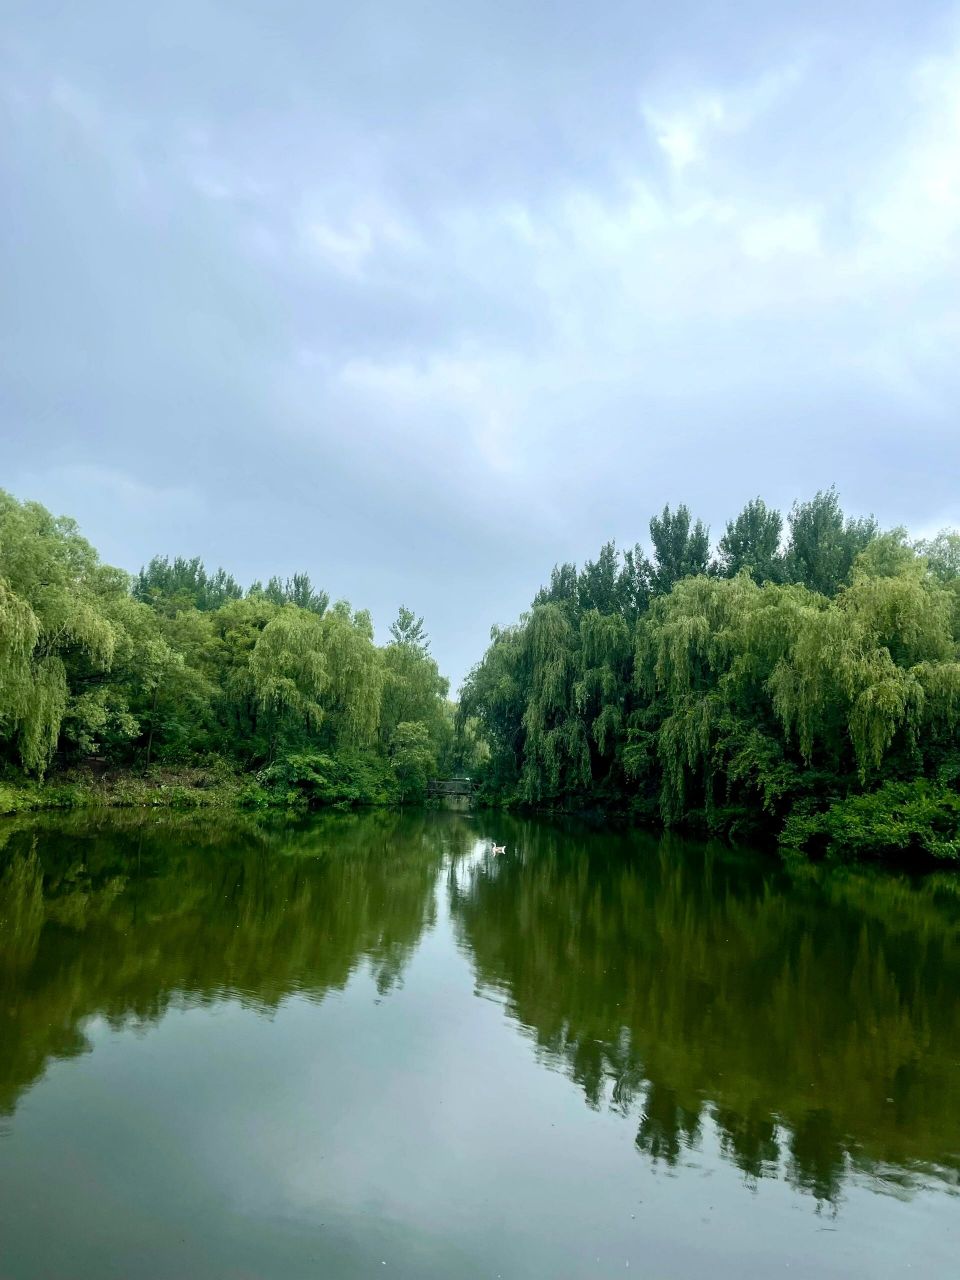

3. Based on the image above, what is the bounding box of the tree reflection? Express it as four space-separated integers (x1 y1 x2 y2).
449 819 960 1203
0 810 476 1118
4 810 960 1208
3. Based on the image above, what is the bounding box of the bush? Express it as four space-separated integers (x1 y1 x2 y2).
781 780 960 864
257 750 395 809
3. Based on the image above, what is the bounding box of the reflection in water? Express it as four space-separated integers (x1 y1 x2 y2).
1 809 959 1213
0 810 472 1121
449 818 960 1204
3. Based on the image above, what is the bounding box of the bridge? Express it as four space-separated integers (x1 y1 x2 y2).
426 777 478 798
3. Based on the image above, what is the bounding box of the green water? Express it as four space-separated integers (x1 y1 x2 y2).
0 811 958 1278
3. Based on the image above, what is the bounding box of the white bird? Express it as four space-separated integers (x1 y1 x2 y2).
491 843 506 855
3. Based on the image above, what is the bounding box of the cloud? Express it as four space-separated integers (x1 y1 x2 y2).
642 62 805 173
858 45 960 272
2 1 960 686
739 209 822 259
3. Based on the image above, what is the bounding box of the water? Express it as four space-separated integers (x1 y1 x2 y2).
0 810 958 1278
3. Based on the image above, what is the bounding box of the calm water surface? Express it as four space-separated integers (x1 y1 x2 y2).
0 810 958 1278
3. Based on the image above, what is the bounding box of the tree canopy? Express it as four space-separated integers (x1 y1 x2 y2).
461 490 960 862
0 491 450 805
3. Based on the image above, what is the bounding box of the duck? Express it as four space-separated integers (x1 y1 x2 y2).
491 843 506 855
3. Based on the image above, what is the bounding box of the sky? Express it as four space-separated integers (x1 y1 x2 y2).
3 2 960 689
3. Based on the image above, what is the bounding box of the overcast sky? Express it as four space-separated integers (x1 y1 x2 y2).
3 2 960 688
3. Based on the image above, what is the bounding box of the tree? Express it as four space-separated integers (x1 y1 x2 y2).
0 493 120 773
519 603 590 801
1 490 454 798
390 605 429 651
915 529 960 584
134 555 242 614
458 623 528 792
380 620 449 754
389 721 437 802
317 603 383 748
577 543 620 614
784 488 878 596
249 607 328 757
462 491 960 852
648 505 711 595
717 499 783 582
252 573 328 615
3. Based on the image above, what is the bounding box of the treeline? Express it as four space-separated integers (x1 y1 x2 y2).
460 490 960 862
0 490 463 806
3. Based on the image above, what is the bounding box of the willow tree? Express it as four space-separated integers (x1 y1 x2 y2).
0 493 119 774
458 623 528 792
515 603 588 800
772 545 960 779
205 595 280 755
633 546 960 827
0 576 60 774
318 603 383 748
576 608 633 787
249 606 328 756
631 573 806 822
461 491 960 841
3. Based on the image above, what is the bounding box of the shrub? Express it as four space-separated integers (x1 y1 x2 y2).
257 750 394 809
781 780 960 864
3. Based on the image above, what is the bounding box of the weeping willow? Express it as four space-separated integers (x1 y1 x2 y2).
319 605 384 747
250 607 328 746
0 494 120 775
463 509 960 855
520 603 587 799
0 491 451 799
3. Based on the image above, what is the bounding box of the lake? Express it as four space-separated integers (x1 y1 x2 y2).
0 809 957 1278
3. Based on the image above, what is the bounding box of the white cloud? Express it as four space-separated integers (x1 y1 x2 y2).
644 98 726 171
6 5 960 684
642 62 804 173
739 209 822 259
300 207 421 277
858 46 960 272
303 219 375 274
337 352 523 476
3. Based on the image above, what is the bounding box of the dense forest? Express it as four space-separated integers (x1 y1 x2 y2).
0 489 464 808
460 491 960 862
3 485 960 862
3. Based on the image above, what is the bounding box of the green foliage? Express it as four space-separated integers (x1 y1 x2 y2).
717 498 783 582
249 572 328 614
0 492 450 807
250 607 328 749
317 604 383 748
389 721 437 802
648 504 711 594
0 492 123 774
380 609 449 753
134 555 243 614
785 487 878 596
257 750 394 808
389 605 429 650
782 781 960 863
463 488 960 862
